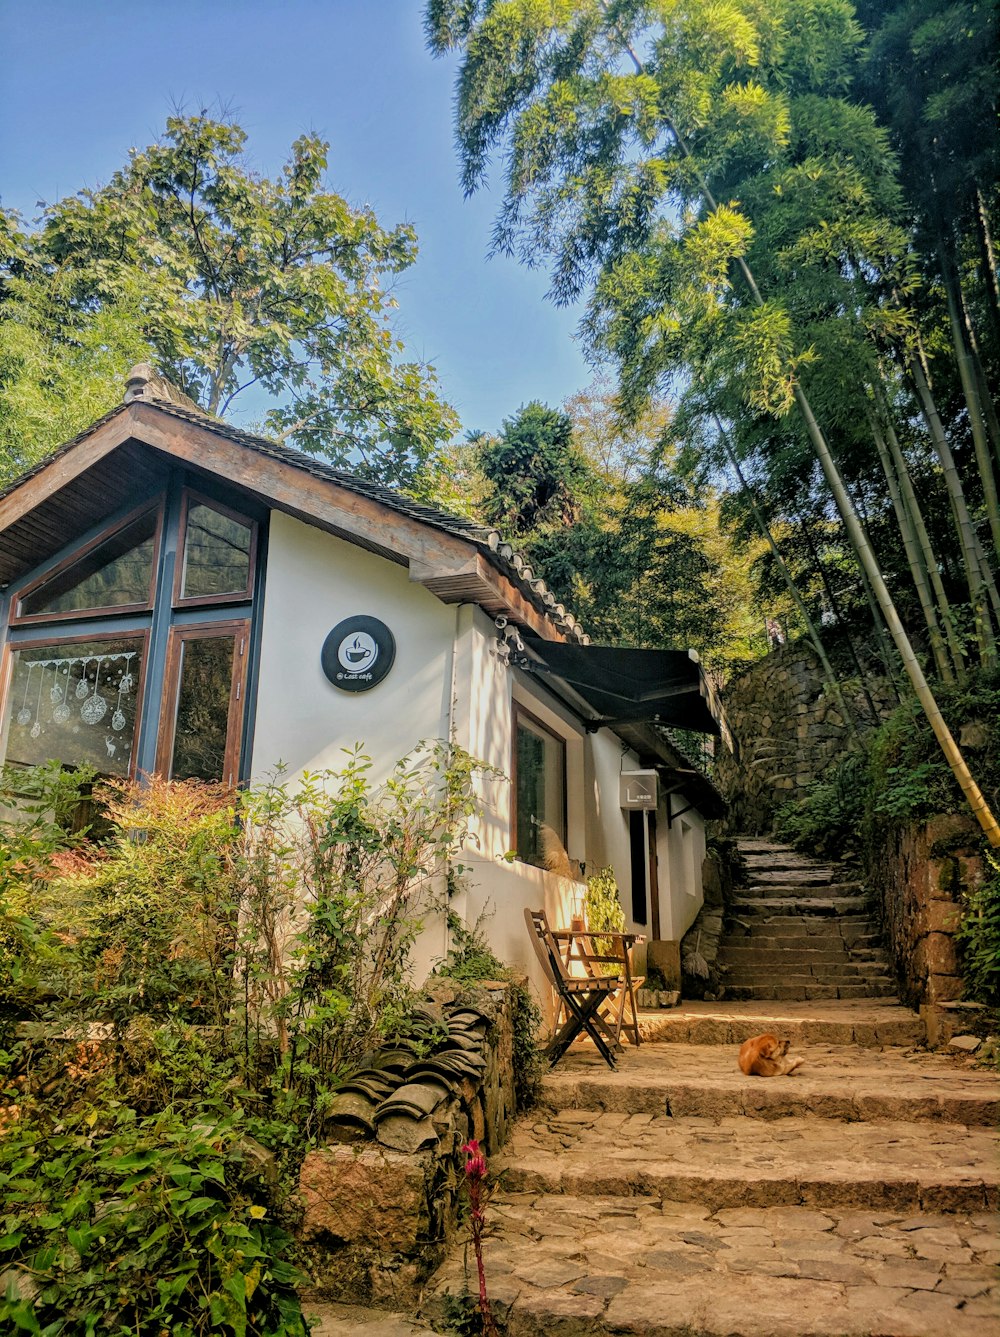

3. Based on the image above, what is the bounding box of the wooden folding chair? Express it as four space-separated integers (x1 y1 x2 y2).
559 928 645 1048
524 907 619 1070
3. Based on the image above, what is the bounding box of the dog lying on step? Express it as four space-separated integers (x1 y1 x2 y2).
738 1033 804 1077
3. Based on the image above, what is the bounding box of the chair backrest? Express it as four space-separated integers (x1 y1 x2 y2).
524 906 567 989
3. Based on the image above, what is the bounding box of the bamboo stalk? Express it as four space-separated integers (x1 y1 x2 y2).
867 407 954 682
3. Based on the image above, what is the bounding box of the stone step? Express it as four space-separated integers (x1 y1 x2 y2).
749 868 846 886
724 981 899 1001
499 1114 998 1212
742 851 847 871
740 881 864 900
719 946 883 966
424 1195 999 1337
721 973 893 994
730 896 870 916
536 1042 999 1126
637 1002 925 1048
722 960 892 979
721 932 882 948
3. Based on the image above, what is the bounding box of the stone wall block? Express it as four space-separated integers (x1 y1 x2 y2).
298 982 519 1307
299 1145 431 1251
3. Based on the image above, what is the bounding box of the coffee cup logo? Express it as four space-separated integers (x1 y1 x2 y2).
322 617 396 692
337 632 378 673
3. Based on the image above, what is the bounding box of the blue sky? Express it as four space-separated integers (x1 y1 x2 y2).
0 0 592 436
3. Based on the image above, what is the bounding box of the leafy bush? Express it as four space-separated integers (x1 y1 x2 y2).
0 741 500 1326
0 1103 308 1336
954 853 1000 1006
774 750 868 859
0 762 95 1012
585 866 625 974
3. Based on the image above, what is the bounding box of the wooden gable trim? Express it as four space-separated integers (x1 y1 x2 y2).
126 403 569 644
0 401 571 645
0 410 134 533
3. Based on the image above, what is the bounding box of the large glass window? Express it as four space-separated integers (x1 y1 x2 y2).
16 508 158 620
2 636 146 777
157 623 248 786
513 706 567 870
176 493 255 603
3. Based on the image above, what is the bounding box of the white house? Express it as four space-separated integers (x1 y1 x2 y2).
0 367 727 1001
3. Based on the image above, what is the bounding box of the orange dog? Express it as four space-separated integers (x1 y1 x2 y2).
738 1032 804 1077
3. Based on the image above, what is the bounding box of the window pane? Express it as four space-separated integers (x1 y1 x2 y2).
170 635 237 782
2 638 144 776
515 716 566 870
180 502 252 600
20 512 157 616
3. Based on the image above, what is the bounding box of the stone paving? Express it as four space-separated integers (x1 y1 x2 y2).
425 1193 999 1336
417 1006 1000 1336
305 845 999 1334
639 997 927 1046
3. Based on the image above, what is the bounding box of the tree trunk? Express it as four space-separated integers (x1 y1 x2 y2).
867 408 954 682
711 412 861 738
908 354 998 662
792 386 1000 847
940 251 1000 557
799 514 881 723
872 385 966 678
959 280 1000 468
974 185 1000 349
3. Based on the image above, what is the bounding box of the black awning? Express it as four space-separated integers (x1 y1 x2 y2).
516 634 730 744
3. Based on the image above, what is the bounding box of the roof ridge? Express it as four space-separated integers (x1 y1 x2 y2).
140 396 589 644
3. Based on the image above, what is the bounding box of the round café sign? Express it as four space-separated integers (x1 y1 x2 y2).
321 616 396 692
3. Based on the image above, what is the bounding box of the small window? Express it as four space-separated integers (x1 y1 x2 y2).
176 493 255 604
157 623 248 786
513 706 567 870
2 635 146 776
17 508 159 620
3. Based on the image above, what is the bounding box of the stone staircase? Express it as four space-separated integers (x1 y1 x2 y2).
422 1001 999 1336
718 837 896 1002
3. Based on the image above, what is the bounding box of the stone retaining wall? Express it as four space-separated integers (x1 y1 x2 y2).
868 815 984 1010
297 979 518 1308
715 645 894 833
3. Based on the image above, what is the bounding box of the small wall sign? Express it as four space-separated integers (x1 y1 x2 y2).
620 770 658 810
321 616 396 692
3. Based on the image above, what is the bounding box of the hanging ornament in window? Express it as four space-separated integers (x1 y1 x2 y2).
16 662 36 726
52 662 73 724
30 664 47 738
76 659 92 700
81 657 108 725
111 656 133 732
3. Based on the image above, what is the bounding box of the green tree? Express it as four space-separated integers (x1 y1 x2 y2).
427 0 1000 844
2 113 458 495
471 388 760 666
0 213 152 482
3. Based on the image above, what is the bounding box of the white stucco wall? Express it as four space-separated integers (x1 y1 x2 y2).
657 806 707 942
252 512 457 786
251 515 708 1010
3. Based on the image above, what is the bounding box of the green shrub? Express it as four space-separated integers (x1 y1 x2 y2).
0 1103 308 1336
774 751 868 859
954 853 1000 1006
585 867 625 974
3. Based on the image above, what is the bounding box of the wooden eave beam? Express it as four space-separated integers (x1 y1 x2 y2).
0 410 133 533
0 401 567 643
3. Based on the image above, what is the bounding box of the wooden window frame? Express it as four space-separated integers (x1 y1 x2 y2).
511 701 569 867
173 488 258 609
155 619 250 788
11 499 164 627
0 626 151 778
